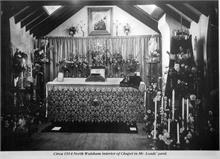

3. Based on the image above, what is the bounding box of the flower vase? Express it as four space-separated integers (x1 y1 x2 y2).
125 30 129 36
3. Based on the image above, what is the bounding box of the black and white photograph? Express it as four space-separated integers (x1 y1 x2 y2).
1 0 219 158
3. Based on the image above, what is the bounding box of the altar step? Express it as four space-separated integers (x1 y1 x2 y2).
42 122 138 134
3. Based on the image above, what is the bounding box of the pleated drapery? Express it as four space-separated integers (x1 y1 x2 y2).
40 35 161 85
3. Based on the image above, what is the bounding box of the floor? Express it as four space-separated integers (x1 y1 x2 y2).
18 123 154 150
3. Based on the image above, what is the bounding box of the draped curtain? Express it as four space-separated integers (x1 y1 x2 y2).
40 35 161 85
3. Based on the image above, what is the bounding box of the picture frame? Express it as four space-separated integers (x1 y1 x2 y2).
88 7 113 36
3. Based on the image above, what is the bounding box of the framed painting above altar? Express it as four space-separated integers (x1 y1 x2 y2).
88 7 113 36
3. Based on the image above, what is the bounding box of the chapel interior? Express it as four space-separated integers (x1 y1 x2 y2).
1 0 219 151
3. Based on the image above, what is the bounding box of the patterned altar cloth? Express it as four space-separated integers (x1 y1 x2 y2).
46 78 145 124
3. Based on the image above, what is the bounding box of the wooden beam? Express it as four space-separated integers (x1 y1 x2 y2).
4 0 218 6
30 6 67 35
21 8 45 28
171 3 200 23
190 2 218 16
14 6 40 24
19 9 41 28
35 5 84 37
183 3 203 17
13 6 30 18
117 5 160 33
26 12 48 31
1 1 27 18
34 8 75 36
157 4 191 28
151 7 165 21
9 6 28 18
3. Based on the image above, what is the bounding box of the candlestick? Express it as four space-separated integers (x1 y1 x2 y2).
182 98 185 120
168 98 171 108
161 96 164 123
14 77 18 87
144 91 146 107
186 98 189 123
177 122 180 144
182 120 184 129
21 71 24 89
186 98 189 130
153 99 157 139
14 92 17 106
161 95 164 110
172 89 175 120
164 97 167 110
168 118 171 137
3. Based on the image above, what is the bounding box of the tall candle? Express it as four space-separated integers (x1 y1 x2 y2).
172 89 175 120
164 97 167 110
177 122 180 144
144 91 146 107
21 71 24 89
182 98 185 120
33 89 36 101
168 118 171 136
153 99 157 139
14 92 17 106
161 96 164 123
186 98 189 123
168 98 171 108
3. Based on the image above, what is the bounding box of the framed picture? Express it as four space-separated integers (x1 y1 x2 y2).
88 7 113 36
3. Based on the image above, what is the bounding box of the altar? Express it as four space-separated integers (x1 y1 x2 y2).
46 78 145 124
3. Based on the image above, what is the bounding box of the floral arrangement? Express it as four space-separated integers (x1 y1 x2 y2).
111 53 123 74
67 26 78 36
124 23 131 35
125 56 140 73
166 44 199 97
143 96 199 150
13 49 29 78
89 50 140 77
32 38 50 78
12 49 32 89
173 30 190 40
146 37 160 63
2 104 45 150
90 50 110 67
57 55 90 77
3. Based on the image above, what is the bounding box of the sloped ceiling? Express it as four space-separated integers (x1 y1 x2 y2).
2 0 218 38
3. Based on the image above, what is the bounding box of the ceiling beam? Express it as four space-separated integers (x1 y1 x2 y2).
4 0 218 6
19 8 41 27
30 6 66 35
117 5 160 33
183 3 203 16
9 6 28 18
190 2 218 16
29 6 65 34
31 5 84 37
36 6 84 37
1 2 27 18
166 4 193 22
26 12 48 31
14 6 40 24
151 7 165 21
170 3 200 23
21 8 43 28
157 4 191 28
13 6 30 19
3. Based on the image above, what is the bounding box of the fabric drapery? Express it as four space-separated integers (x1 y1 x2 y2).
39 35 161 85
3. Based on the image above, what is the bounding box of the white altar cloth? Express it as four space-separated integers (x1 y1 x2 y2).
47 78 123 86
